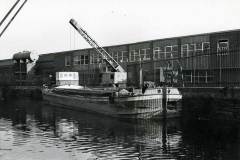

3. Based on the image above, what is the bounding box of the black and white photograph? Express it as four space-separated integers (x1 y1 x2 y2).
0 0 240 159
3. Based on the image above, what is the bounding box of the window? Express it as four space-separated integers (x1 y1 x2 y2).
114 51 128 62
117 51 122 62
85 55 89 64
184 71 192 83
121 51 128 62
80 55 84 64
74 55 80 65
129 48 150 62
153 47 160 60
217 40 229 55
154 45 178 60
165 46 172 59
195 43 203 55
188 44 195 57
90 55 94 64
181 44 188 58
218 40 229 50
188 44 195 51
202 42 210 68
134 50 140 61
203 42 210 50
65 55 71 66
129 50 135 62
129 50 140 62
92 54 97 64
172 45 178 58
112 51 118 62
153 47 164 60
181 44 188 69
93 53 101 64
141 48 151 60
195 43 203 50
203 42 210 56
73 54 89 65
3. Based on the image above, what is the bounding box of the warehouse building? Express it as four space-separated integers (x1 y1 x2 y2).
15 29 240 87
36 29 240 87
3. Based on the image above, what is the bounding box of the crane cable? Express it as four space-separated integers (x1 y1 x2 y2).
0 0 27 38
0 0 20 27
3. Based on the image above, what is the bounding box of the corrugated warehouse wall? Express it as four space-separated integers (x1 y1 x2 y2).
34 29 240 87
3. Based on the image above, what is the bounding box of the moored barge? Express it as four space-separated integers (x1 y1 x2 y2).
43 85 182 119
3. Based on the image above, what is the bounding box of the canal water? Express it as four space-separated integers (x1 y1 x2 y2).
0 99 240 160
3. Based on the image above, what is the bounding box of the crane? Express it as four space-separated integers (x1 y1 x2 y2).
69 19 125 73
0 0 27 38
69 18 127 86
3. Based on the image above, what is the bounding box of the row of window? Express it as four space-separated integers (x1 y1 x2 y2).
129 48 151 62
184 71 214 83
89 51 129 64
153 45 178 60
65 41 229 66
180 42 210 58
73 55 89 65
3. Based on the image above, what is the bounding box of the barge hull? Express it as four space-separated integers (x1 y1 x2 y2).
43 92 162 119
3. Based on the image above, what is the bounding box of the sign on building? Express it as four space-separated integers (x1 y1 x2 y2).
56 72 79 86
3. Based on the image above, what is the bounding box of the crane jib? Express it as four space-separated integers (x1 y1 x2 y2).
69 18 125 73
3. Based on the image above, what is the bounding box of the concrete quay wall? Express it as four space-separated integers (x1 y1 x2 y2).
180 87 240 121
0 86 42 101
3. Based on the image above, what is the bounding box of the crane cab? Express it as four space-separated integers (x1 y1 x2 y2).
100 72 127 87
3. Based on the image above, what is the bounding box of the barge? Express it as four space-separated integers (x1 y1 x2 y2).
43 84 182 119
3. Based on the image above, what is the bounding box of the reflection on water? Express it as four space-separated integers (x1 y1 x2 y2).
0 99 240 160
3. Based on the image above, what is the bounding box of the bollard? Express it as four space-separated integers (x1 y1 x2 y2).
162 86 167 119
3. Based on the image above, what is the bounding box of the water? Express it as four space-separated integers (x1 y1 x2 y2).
0 99 240 160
